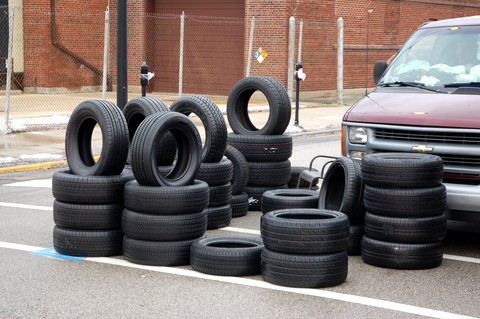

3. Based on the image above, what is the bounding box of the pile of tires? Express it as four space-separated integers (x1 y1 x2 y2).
226 76 292 211
318 157 365 255
123 111 209 266
361 153 447 269
170 96 234 230
52 100 132 257
260 209 350 288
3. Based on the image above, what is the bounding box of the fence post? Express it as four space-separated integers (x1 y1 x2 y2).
3 4 15 133
178 11 185 98
287 16 295 101
297 19 303 63
337 17 344 105
246 16 255 77
102 6 110 100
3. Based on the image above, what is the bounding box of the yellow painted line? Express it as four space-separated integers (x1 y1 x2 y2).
0 160 67 174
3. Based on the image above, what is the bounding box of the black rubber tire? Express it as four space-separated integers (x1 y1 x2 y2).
348 225 364 256
247 160 291 187
245 185 288 211
205 205 232 230
52 169 134 204
361 235 443 269
364 211 447 243
121 209 207 241
261 189 319 215
53 200 124 230
288 166 319 188
190 236 264 276
208 183 232 208
231 192 249 218
227 133 293 162
261 209 350 254
122 96 176 165
123 235 197 266
131 111 202 186
361 153 444 188
53 226 123 257
319 157 365 225
170 95 228 163
227 76 291 135
364 184 447 218
224 145 249 195
65 99 129 176
261 248 348 288
196 157 233 187
124 179 210 215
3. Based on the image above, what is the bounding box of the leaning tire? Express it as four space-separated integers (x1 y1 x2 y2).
190 236 264 276
261 189 319 215
65 100 129 176
227 133 293 162
227 76 291 135
131 112 202 186
224 145 249 195
261 248 348 288
170 95 228 163
261 209 350 254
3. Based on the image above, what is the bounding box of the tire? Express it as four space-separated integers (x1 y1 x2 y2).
170 95 228 163
53 200 124 230
319 157 365 225
261 189 319 215
205 205 232 230
224 145 249 195
227 133 293 162
363 185 447 218
52 169 134 204
65 100 129 176
361 235 443 269
131 112 202 186
361 153 443 188
261 209 350 254
122 209 207 241
190 236 264 276
364 211 447 243
122 96 175 165
124 179 210 215
288 166 319 188
227 76 291 135
245 185 288 211
261 248 348 288
348 225 364 256
196 157 233 186
53 226 123 257
231 192 249 218
247 160 291 187
123 235 197 266
208 183 232 207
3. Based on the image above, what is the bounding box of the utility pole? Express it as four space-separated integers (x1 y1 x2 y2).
117 0 128 109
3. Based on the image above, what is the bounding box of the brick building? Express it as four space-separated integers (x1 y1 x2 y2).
19 0 480 96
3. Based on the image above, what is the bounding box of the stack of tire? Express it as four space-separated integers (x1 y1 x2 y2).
318 157 365 256
52 100 132 257
122 110 209 266
224 145 250 218
226 76 292 211
170 96 234 230
260 209 350 288
361 153 447 269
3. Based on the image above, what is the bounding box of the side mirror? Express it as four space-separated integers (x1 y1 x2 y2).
373 61 388 85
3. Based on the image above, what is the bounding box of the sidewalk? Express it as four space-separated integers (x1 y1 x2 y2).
0 104 351 173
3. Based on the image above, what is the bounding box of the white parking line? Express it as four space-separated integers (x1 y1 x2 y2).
3 179 52 188
0 240 476 319
0 202 52 211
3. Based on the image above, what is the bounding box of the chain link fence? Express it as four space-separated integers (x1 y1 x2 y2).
0 5 380 133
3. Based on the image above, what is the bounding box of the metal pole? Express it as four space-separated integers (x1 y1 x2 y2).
246 16 255 77
365 9 373 95
117 0 128 109
287 16 295 101
337 17 344 105
102 6 110 100
178 11 185 98
3 4 15 133
294 62 302 127
297 19 303 63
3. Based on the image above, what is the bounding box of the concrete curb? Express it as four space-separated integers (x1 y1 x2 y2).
0 160 67 174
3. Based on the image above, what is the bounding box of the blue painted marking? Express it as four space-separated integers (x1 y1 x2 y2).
31 247 85 261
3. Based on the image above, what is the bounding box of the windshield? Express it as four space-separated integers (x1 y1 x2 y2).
380 25 480 88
